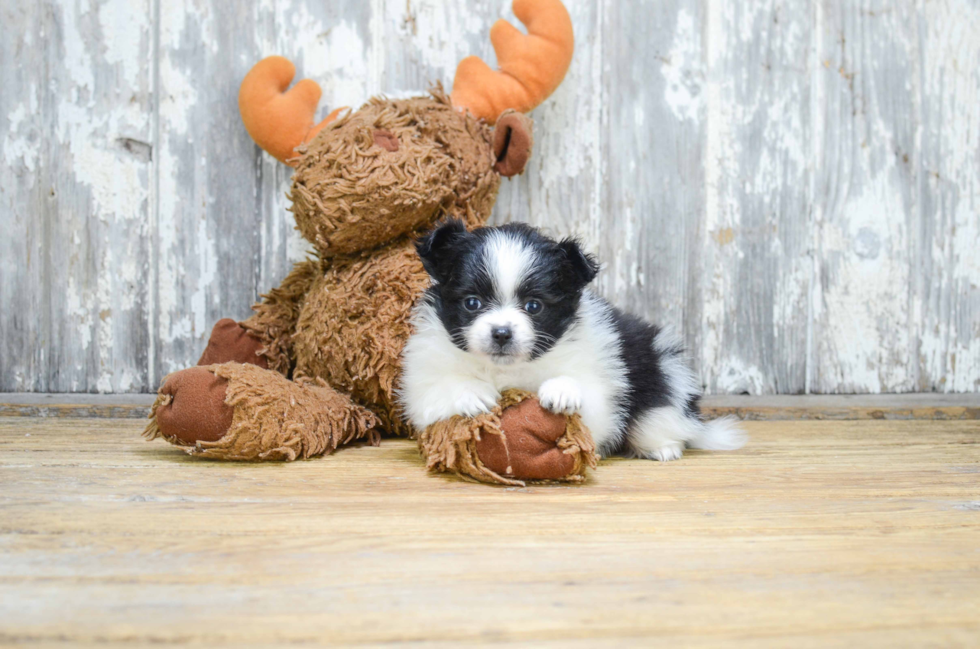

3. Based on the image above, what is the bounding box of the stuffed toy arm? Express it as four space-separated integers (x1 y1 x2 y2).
236 258 322 375
419 390 597 486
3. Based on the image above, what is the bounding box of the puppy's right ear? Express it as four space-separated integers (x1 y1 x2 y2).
416 218 468 283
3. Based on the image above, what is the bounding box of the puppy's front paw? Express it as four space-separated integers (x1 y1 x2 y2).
452 388 498 418
538 377 583 415
446 383 500 417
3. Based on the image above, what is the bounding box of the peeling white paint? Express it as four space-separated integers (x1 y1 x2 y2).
3 94 40 174
662 9 701 123
818 171 911 393
98 0 148 87
3 0 979 395
190 214 218 340
158 57 198 136
287 11 370 110
389 0 488 86
700 0 739 390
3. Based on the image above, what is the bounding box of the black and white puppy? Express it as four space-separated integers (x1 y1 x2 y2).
399 220 745 460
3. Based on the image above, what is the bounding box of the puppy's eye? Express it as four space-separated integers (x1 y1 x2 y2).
524 299 543 315
464 297 482 312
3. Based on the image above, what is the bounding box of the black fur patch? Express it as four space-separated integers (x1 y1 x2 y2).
416 221 599 357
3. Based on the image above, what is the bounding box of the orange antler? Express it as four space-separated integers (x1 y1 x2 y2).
450 0 573 123
238 56 345 165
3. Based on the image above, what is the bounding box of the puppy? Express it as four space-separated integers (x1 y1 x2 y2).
399 220 745 461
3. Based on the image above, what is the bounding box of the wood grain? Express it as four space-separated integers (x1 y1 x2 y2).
1 0 979 395
1 416 979 646
1 0 154 392
0 2 43 392
700 0 812 394
916 0 980 392
811 0 920 393
3 393 977 421
598 0 707 387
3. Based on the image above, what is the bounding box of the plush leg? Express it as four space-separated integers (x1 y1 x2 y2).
144 362 378 461
417 390 597 487
197 318 269 368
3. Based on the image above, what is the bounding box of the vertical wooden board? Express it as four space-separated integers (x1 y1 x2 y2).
152 0 376 385
379 0 495 94
917 0 980 393
379 0 518 228
492 0 603 245
699 0 812 394
0 3 44 391
811 0 920 393
270 0 377 272
599 0 706 366
5 0 154 392
378 0 603 239
153 1 271 380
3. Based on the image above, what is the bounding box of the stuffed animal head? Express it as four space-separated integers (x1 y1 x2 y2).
237 0 573 257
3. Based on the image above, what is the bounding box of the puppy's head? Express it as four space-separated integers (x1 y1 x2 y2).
416 219 599 364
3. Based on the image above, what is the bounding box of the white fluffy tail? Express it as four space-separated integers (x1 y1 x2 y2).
689 415 746 451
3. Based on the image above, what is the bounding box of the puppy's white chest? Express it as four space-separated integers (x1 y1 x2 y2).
487 365 547 393
483 353 574 394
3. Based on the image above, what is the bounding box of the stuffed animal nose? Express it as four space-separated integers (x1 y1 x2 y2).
373 129 399 152
492 326 513 345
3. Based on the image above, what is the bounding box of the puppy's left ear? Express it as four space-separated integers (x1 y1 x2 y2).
557 238 599 286
416 218 468 283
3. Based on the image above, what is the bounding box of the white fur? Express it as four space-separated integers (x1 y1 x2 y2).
400 292 629 453
464 305 535 362
626 407 744 461
458 232 539 363
688 416 746 451
538 376 583 414
400 231 745 461
484 230 534 302
653 327 702 414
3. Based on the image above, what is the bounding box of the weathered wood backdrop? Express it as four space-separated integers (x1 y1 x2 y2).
1 0 978 394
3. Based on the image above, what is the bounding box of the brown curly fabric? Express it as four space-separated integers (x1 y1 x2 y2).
291 239 425 436
290 87 500 258
144 90 557 481
240 258 323 375
144 362 378 461
417 389 597 487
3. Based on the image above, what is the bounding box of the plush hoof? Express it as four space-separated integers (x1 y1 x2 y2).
476 398 575 480
154 366 234 444
418 389 596 486
198 318 268 368
145 362 379 461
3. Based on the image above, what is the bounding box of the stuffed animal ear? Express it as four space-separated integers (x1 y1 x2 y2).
556 238 599 287
493 111 533 177
239 56 345 165
416 219 468 283
450 0 574 123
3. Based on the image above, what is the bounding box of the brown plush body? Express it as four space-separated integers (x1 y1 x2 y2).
145 0 595 485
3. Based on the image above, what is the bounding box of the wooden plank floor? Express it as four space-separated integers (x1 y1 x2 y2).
1 416 978 647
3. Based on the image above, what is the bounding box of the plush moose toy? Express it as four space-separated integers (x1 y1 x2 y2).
144 0 595 486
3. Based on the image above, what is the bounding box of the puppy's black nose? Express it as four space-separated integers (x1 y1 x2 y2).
491 326 513 345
